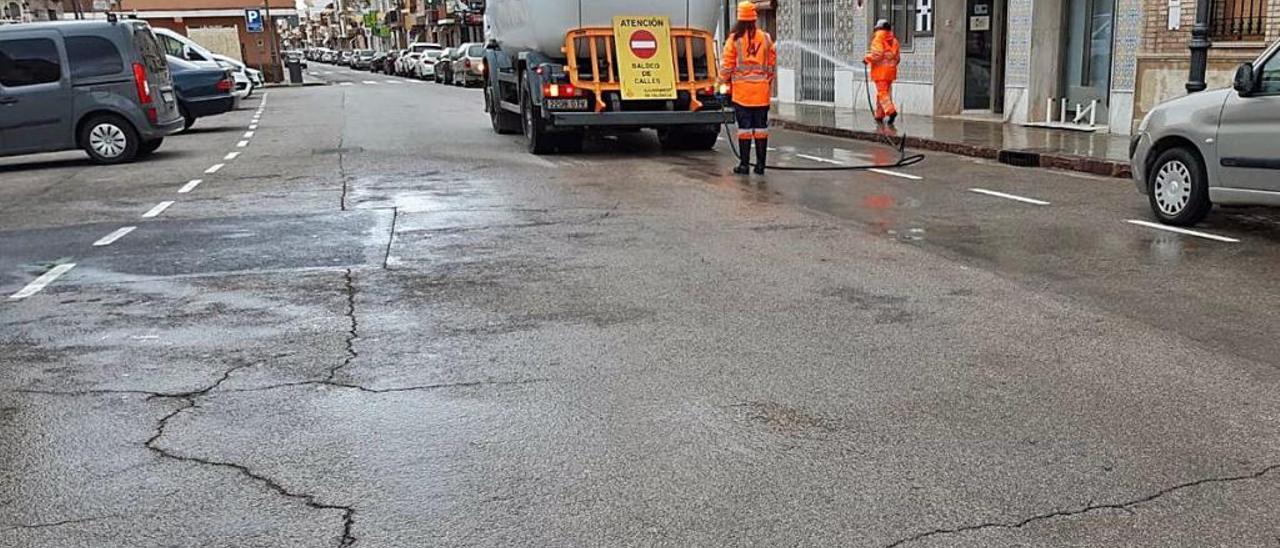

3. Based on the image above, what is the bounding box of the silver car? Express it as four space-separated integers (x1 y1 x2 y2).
1131 39 1280 226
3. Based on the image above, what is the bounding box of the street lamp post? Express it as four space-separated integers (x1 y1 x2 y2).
1186 0 1211 93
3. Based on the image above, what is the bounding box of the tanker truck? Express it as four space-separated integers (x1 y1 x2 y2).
483 0 732 154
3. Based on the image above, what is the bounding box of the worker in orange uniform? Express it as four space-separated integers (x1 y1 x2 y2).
864 18 900 126
720 1 777 175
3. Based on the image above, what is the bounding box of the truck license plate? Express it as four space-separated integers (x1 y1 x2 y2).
544 98 589 111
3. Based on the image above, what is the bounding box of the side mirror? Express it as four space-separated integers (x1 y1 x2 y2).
1233 62 1256 95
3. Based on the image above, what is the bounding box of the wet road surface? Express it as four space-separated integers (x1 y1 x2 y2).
3 65 1280 547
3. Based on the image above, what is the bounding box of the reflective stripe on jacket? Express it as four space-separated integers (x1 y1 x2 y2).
720 30 777 108
863 29 900 82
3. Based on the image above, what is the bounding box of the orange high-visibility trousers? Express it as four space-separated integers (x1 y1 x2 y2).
874 80 897 120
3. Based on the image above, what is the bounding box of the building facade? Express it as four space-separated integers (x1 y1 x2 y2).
776 0 1144 135
2 0 65 23
1135 0 1280 123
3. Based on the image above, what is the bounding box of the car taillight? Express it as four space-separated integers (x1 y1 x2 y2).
215 77 232 93
543 83 577 98
132 63 152 104
464 59 471 69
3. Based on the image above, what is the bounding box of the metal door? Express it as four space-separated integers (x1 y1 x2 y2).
0 32 71 155
799 0 834 103
1217 50 1280 192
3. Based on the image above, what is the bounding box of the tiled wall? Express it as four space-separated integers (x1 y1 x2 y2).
1005 0 1033 88
1113 0 1143 91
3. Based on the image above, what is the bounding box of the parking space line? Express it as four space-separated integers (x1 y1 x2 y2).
796 154 844 165
1125 219 1240 243
142 201 174 218
362 80 378 85
384 80 400 84
93 226 136 247
339 82 354 86
248 124 258 130
236 140 249 148
178 179 202 193
205 164 225 174
244 131 255 138
9 263 76 300
968 188 1050 206
869 168 923 180
224 152 241 160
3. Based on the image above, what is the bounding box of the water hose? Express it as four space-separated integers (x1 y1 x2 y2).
720 63 925 172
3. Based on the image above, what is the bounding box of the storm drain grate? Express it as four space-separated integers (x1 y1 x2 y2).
998 149 1042 168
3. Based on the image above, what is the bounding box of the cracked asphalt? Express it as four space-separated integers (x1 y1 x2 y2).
3 66 1280 547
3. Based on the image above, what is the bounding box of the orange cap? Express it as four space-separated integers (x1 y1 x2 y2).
737 1 757 22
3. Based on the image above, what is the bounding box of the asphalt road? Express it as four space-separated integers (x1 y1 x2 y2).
3 65 1280 548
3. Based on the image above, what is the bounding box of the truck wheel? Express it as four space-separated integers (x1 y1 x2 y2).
487 80 520 135
1147 147 1211 226
521 87 555 155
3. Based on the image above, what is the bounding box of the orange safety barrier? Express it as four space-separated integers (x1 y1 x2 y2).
562 27 719 113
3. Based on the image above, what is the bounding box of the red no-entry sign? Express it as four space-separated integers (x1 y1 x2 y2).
630 30 658 60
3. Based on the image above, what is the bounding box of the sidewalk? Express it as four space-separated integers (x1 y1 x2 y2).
772 103 1132 178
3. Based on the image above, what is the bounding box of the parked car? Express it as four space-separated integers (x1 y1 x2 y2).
414 48 443 79
369 51 387 73
396 52 421 76
320 49 337 63
351 49 375 70
167 55 234 131
284 49 306 68
0 19 183 164
434 47 455 84
378 50 400 74
1131 38 1280 226
339 50 354 66
151 27 244 107
406 41 442 55
450 42 484 87
210 53 255 101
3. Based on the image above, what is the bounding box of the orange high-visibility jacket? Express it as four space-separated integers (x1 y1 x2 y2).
720 30 777 108
864 30 900 82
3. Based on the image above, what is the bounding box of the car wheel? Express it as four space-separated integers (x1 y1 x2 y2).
1148 146 1211 226
137 138 164 157
181 106 196 131
80 114 140 164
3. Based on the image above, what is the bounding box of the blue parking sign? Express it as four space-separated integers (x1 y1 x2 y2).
245 8 264 33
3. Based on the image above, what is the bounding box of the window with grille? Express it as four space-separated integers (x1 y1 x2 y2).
872 0 914 50
1209 0 1267 41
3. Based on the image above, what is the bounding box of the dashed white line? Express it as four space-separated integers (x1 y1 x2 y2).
205 163 225 173
384 79 401 84
1125 219 1240 243
362 80 378 85
796 153 844 165
141 201 174 218
178 179 202 193
248 124 259 130
244 131 255 138
236 140 249 148
339 82 354 86
224 152 241 160
869 168 923 180
9 263 76 300
968 188 1051 206
93 226 136 247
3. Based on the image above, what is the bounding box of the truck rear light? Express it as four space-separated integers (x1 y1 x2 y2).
543 83 577 98
132 63 152 104
215 77 233 92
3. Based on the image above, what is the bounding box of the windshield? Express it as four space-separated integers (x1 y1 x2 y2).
467 45 483 57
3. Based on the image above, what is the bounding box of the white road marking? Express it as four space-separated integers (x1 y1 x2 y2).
236 140 249 148
796 153 844 165
339 82 354 86
93 226 136 247
9 263 76 300
384 79 400 84
248 124 258 130
224 152 241 160
244 131 255 138
205 163 225 174
178 179 202 193
869 168 923 180
141 201 175 218
968 188 1051 206
1125 219 1240 243
362 80 378 85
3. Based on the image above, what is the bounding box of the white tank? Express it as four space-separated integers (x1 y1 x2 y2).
485 0 721 56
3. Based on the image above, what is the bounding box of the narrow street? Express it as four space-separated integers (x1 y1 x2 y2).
3 64 1280 547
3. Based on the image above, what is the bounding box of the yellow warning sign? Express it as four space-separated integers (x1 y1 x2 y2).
612 15 677 100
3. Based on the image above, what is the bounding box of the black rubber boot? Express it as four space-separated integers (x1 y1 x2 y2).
753 138 767 174
887 112 897 126
733 138 752 174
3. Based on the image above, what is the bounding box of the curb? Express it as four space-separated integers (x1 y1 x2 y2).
262 81 328 88
775 119 1132 179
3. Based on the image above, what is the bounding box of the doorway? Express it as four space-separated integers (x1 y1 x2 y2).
1061 0 1114 120
798 0 835 103
963 0 1006 111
